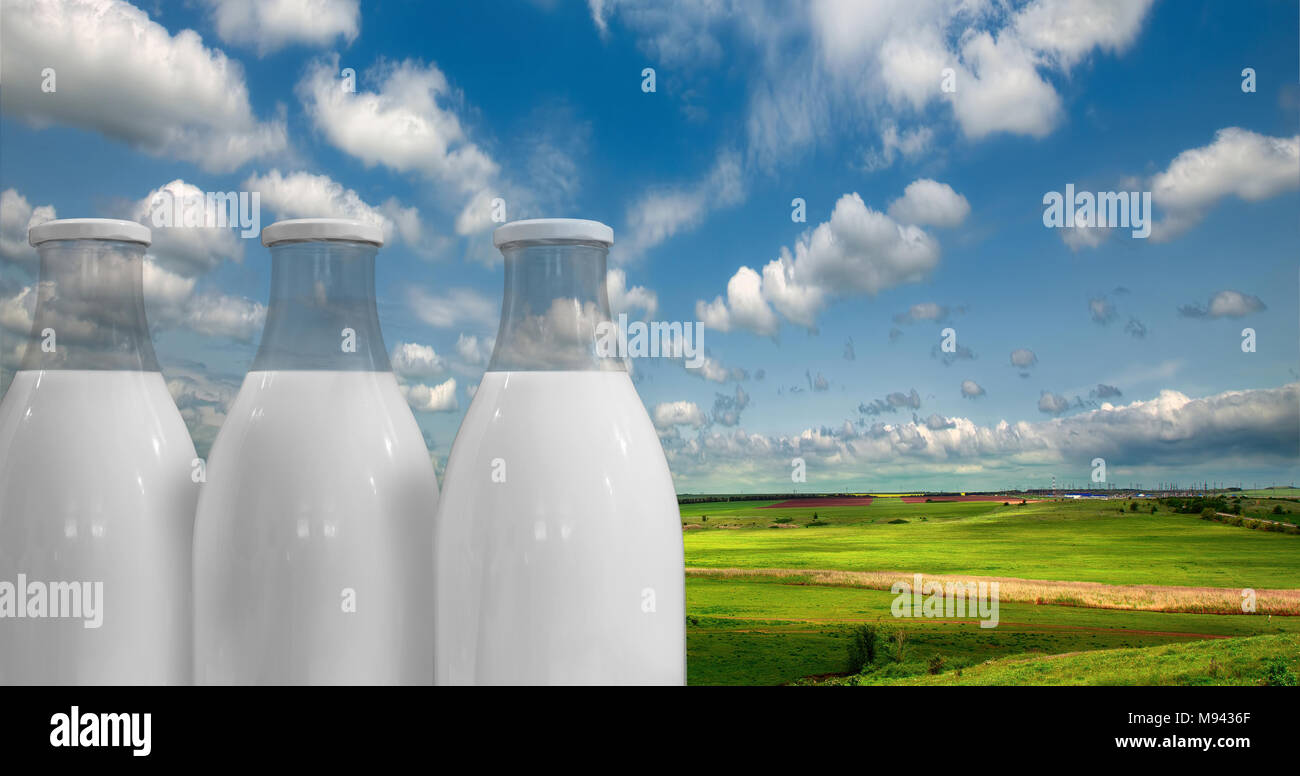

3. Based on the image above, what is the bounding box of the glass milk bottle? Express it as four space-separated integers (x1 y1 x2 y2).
193 219 438 685
434 218 685 685
0 219 196 685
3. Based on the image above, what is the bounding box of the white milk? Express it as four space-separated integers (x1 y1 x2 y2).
0 369 197 685
435 370 685 685
193 369 438 685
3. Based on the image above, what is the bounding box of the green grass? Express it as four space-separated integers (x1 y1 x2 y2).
685 574 1300 685
683 498 1300 588
1235 488 1300 499
836 633 1300 686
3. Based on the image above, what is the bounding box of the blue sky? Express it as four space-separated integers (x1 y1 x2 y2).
1 0 1298 492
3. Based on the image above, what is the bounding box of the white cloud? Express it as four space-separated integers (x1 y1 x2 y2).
606 268 658 319
407 286 498 329
863 122 934 170
204 0 360 55
1014 0 1158 69
455 333 492 367
298 55 499 234
662 382 1299 489
1150 128 1300 241
887 179 970 227
694 265 778 336
143 261 265 341
244 169 425 248
1010 348 1038 368
960 379 985 398
652 400 708 430
134 180 246 278
698 189 943 335
616 152 744 263
1178 290 1267 319
0 0 287 172
389 341 446 379
0 189 56 270
401 377 459 413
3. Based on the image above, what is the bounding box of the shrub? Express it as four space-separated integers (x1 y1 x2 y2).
1263 658 1297 687
1201 507 1217 518
1273 505 1285 515
887 518 908 524
928 655 946 675
1130 502 1139 512
1002 501 1010 506
847 625 878 673
1150 505 1157 514
773 516 792 524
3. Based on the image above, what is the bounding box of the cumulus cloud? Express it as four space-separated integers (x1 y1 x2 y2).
133 180 247 278
961 379 985 399
596 0 1156 265
697 189 944 335
455 333 493 367
661 382 1300 491
1178 290 1267 319
401 377 458 413
298 55 499 234
1150 128 1300 241
0 189 56 270
606 268 658 319
0 0 287 172
652 400 708 430
204 0 360 55
887 179 971 227
244 170 425 249
389 342 446 379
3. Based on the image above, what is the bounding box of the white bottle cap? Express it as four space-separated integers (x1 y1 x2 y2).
261 218 385 247
493 218 614 248
28 218 152 247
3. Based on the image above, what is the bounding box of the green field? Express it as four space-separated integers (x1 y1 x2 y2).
840 634 1300 686
681 497 1300 685
1234 488 1300 499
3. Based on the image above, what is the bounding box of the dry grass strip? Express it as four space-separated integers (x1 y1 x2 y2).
686 567 1300 615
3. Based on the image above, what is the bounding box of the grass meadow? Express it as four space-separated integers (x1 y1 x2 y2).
679 497 1300 686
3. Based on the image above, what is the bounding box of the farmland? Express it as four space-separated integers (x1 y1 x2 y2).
679 496 1300 685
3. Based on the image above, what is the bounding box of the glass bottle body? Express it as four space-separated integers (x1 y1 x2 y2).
193 236 438 685
0 235 195 685
435 232 685 685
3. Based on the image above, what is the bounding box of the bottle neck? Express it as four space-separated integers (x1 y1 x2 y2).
487 240 624 372
250 240 391 372
21 239 160 371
